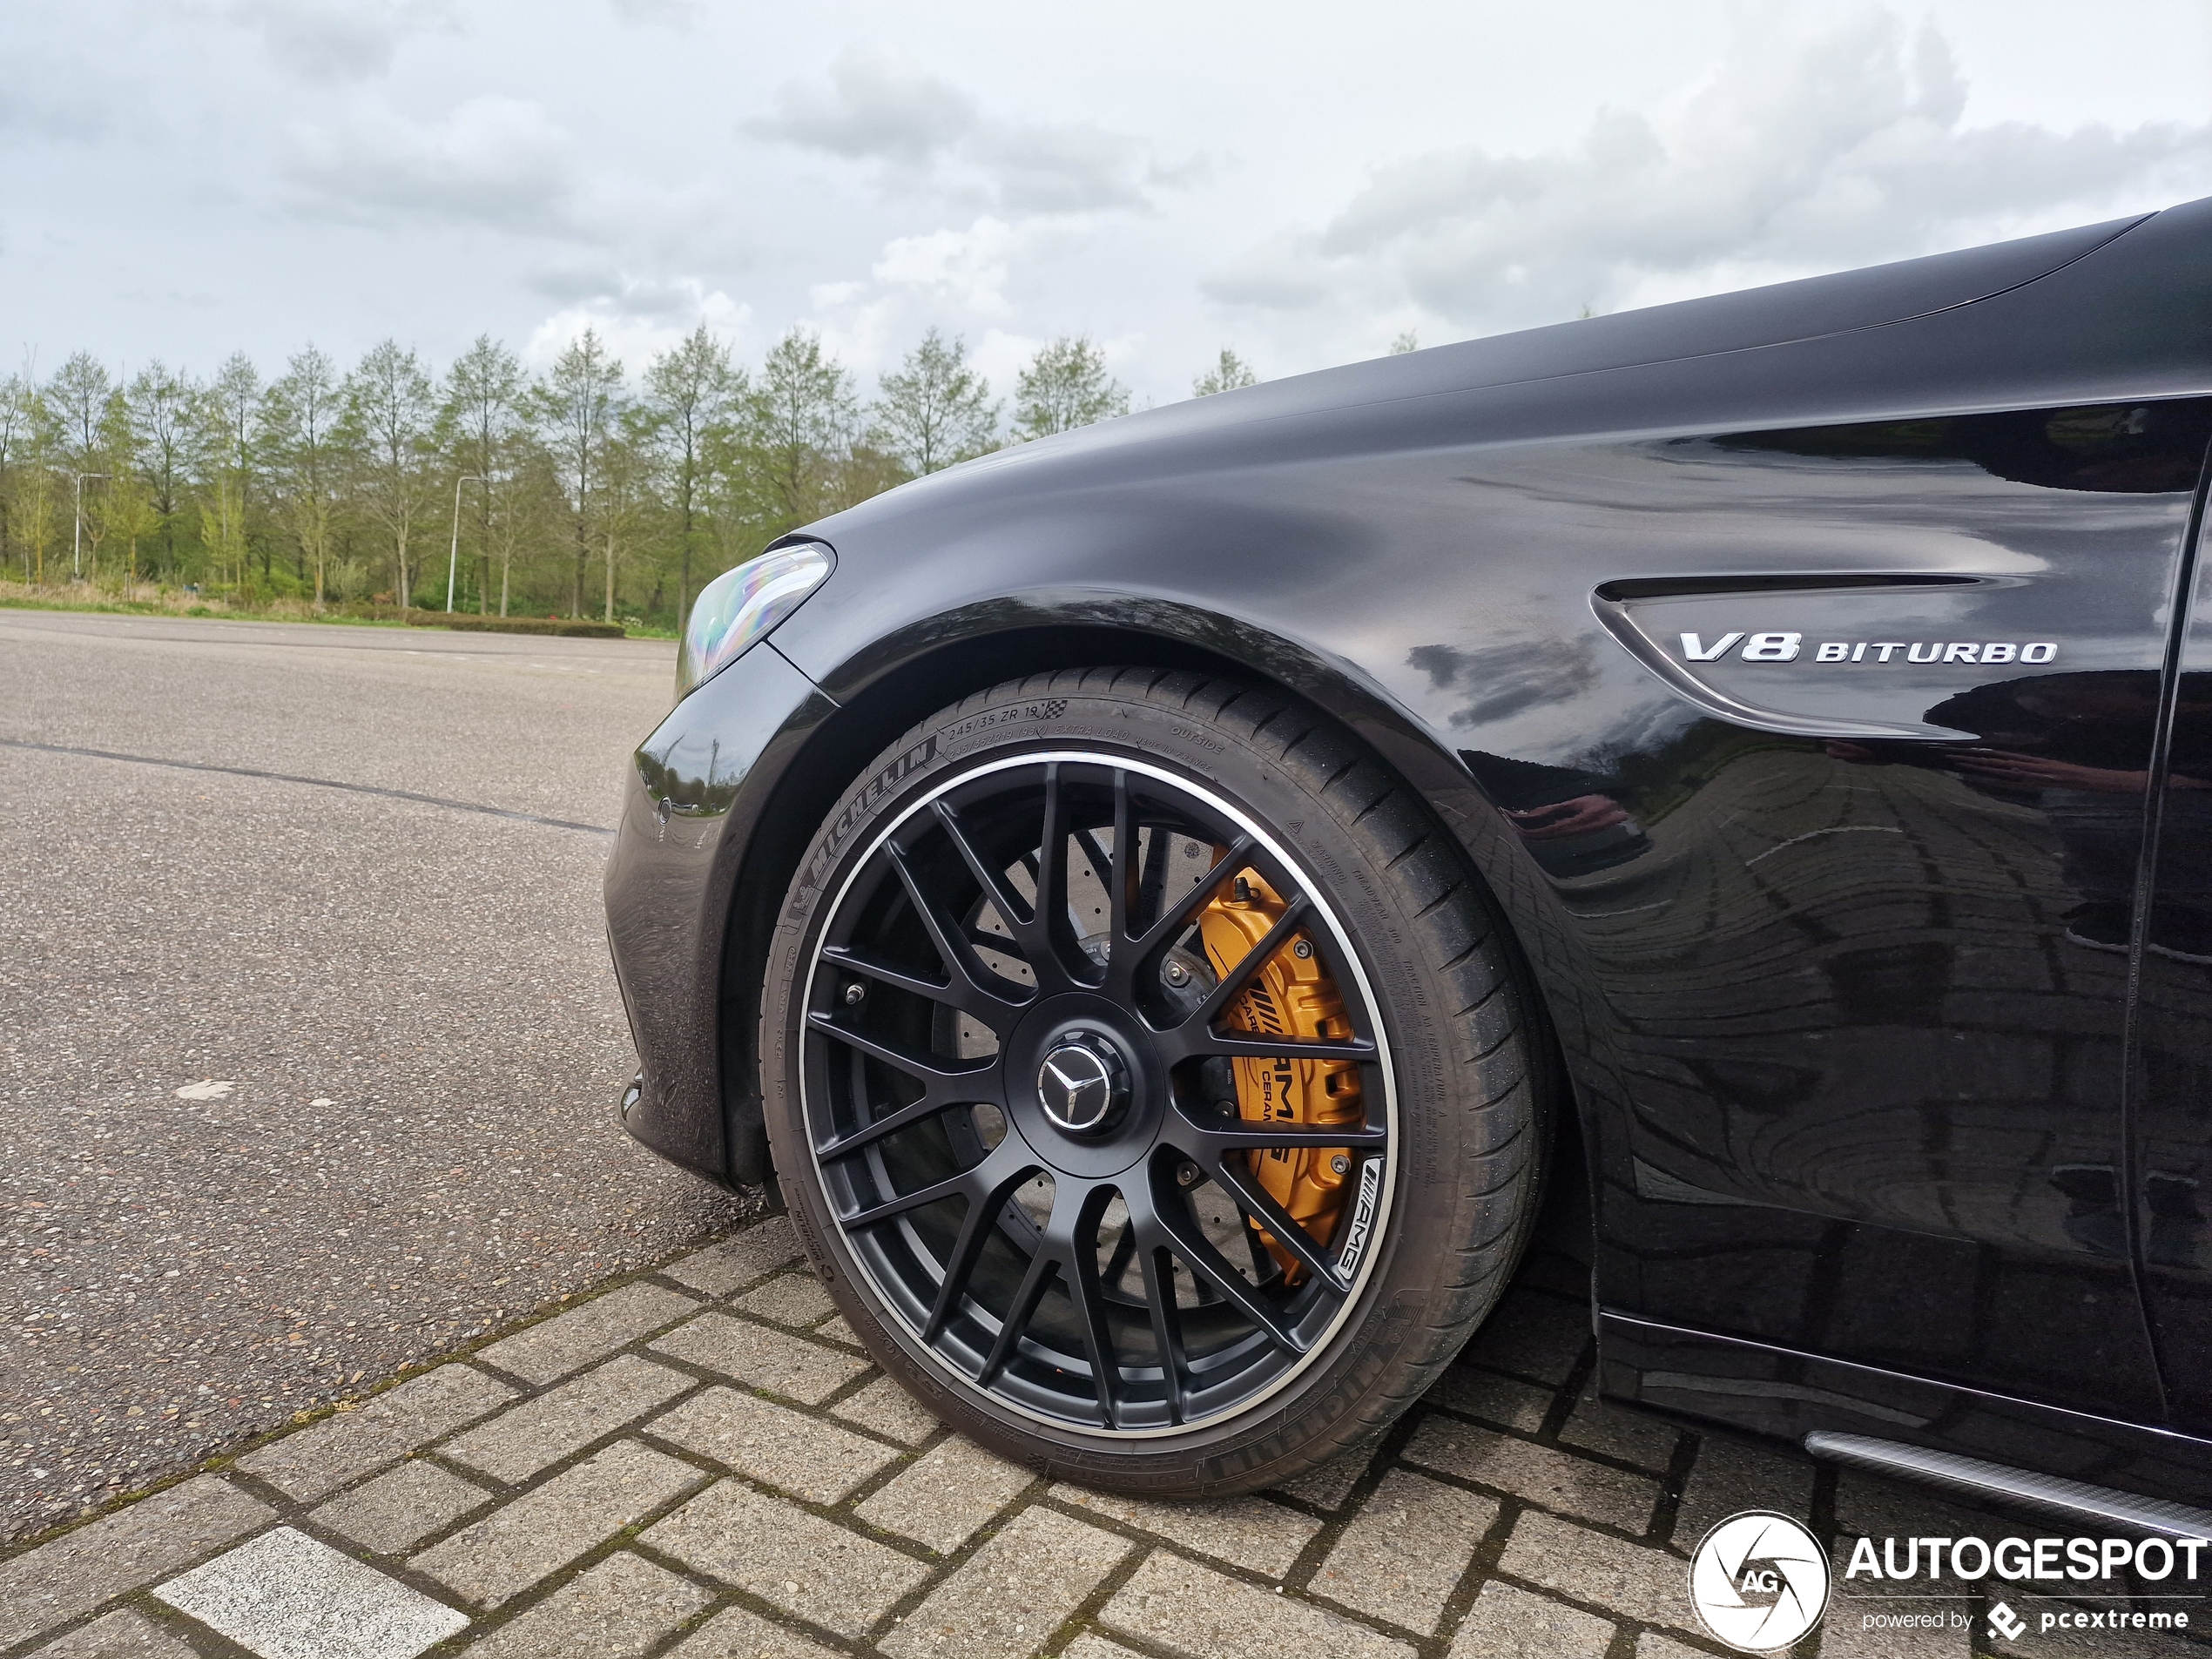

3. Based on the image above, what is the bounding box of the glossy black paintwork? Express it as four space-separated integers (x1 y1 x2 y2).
604 196 2212 1495
2135 510 2212 1434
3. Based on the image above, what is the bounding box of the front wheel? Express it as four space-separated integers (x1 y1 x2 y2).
761 669 1545 1495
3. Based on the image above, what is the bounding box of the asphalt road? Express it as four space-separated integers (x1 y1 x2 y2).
0 610 755 1542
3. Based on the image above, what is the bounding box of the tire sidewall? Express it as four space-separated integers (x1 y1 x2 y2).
762 678 1494 1492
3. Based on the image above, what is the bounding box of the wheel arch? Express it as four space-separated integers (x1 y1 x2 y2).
718 600 1599 1259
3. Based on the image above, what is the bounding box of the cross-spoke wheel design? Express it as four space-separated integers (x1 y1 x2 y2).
802 754 1394 1433
765 671 1541 1492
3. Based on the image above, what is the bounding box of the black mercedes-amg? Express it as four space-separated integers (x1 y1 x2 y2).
604 196 2212 1528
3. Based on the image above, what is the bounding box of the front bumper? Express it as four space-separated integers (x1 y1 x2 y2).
603 643 831 1186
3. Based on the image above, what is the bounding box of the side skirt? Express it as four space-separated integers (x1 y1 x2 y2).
1598 1309 2212 1510
1805 1431 2212 1541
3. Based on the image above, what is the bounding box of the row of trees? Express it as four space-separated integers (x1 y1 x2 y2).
0 329 1267 630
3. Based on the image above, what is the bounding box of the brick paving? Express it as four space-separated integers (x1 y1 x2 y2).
4 1214 2206 1659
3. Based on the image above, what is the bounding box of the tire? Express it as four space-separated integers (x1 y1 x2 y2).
760 668 1544 1495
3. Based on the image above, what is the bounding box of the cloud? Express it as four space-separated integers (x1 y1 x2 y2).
230 0 453 82
1408 638 1599 727
869 217 1020 316
283 95 580 234
753 48 1174 218
607 0 695 25
752 50 977 165
524 275 752 371
1205 15 2212 334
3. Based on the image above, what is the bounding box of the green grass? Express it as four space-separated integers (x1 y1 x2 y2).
0 590 675 638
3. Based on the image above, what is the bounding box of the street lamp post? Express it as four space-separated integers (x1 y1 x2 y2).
447 475 486 613
71 472 110 581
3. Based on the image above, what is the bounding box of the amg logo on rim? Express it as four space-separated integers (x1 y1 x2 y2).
1678 631 2058 665
1334 1158 1384 1277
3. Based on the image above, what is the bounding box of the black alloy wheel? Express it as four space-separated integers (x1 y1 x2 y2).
764 670 1544 1494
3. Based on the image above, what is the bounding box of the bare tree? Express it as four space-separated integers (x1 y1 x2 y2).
529 328 624 618
1012 336 1128 441
126 362 194 577
266 346 346 606
194 354 263 595
48 352 111 471
343 341 436 607
0 373 30 576
870 327 997 476
1192 347 1258 397
95 398 159 593
1 374 57 584
751 329 856 531
441 335 526 614
642 325 740 631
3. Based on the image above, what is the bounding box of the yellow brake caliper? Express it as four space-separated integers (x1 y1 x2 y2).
1195 869 1364 1284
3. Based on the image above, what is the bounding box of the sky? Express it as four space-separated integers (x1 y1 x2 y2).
3 0 2209 408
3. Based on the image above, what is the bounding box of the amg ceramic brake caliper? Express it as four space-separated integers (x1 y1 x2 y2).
1195 869 1364 1283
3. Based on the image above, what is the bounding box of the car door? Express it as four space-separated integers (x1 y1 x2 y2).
1569 395 2212 1427
2130 425 2212 1433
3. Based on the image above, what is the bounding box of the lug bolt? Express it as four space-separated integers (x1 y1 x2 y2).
843 982 867 1006
1330 1154 1352 1175
1163 960 1190 987
1292 940 1314 960
1177 1161 1204 1189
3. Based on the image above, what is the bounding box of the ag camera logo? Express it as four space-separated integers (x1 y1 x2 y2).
1689 1511 1831 1652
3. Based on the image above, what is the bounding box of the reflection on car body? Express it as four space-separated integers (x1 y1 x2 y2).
604 195 2212 1518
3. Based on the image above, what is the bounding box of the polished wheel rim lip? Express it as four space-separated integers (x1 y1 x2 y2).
798 747 1400 1441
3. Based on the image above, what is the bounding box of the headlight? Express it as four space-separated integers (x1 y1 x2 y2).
675 540 833 700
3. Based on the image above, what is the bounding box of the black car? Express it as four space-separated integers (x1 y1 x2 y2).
605 195 2212 1523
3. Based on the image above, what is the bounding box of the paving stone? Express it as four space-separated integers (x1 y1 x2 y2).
311 1461 492 1555
1456 1289 1591 1386
25 1608 200 1657
1423 1365 1556 1433
154 1525 469 1659
1060 1639 1150 1659
663 1217 804 1297
1101 1550 1416 1659
475 1282 700 1385
1674 1434 1817 1546
736 1273 837 1328
1051 1484 1322 1577
816 1315 864 1346
832 1374 941 1446
857 1435 1035 1552
1405 1415 1659 1533
880 1506 1131 1659
440 1353 694 1484
1270 1444 1377 1512
236 1366 516 1501
664 1605 847 1658
1831 1469 1997 1549
1445 1580 1614 1658
640 1478 933 1638
651 1312 870 1404
1496 1509 1696 1635
463 1551 714 1658
1311 1468 1498 1635
1559 1382 1683 1472
411 1440 706 1609
1635 1635 1715 1659
651 1386 900 1503
0 1474 273 1650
